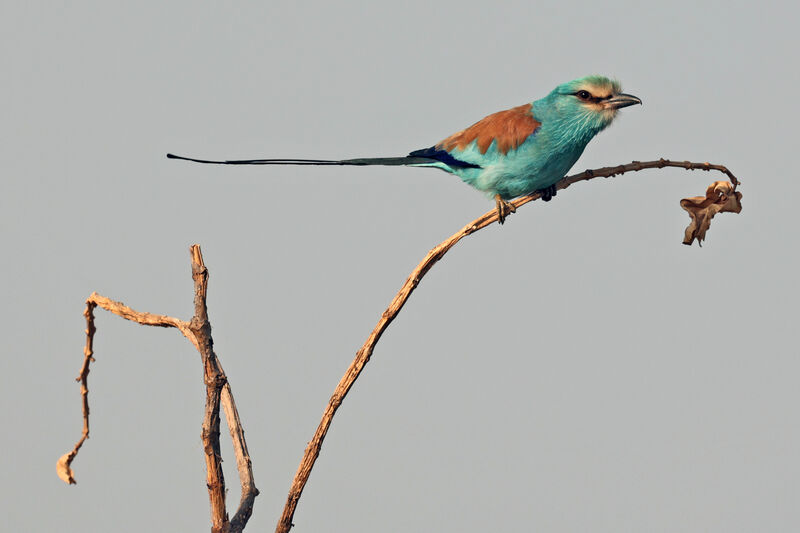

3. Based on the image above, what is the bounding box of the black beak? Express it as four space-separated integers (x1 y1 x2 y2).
604 93 642 110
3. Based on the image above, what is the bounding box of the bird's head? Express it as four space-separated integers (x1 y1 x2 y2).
537 75 641 141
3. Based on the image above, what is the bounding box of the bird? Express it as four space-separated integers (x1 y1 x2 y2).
168 75 641 223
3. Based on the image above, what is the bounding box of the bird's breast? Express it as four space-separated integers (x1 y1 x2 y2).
462 136 588 198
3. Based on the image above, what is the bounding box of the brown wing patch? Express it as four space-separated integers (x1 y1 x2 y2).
437 104 540 155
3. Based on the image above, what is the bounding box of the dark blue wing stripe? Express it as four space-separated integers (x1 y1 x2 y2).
408 146 481 169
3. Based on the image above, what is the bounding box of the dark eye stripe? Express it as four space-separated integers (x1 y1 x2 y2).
574 91 604 103
574 91 614 104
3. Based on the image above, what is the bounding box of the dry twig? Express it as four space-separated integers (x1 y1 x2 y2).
56 302 97 485
275 158 741 533
58 245 258 533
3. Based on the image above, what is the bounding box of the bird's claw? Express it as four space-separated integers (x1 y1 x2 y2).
538 184 557 202
495 194 516 224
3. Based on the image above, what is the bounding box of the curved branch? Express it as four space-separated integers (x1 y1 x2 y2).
89 292 195 343
56 301 98 485
275 158 741 533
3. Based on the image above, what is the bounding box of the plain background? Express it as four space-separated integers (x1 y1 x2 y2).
3 1 798 531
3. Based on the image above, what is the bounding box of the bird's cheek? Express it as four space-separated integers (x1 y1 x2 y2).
554 100 571 114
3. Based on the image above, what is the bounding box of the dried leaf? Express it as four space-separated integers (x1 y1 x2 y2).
57 453 77 484
681 181 742 246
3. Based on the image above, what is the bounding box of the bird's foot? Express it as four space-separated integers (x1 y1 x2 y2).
495 194 516 224
538 184 558 202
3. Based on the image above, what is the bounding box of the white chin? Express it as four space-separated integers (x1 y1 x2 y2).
602 108 618 122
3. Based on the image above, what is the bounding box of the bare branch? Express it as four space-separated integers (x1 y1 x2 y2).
189 246 229 533
58 245 258 533
275 158 741 533
224 385 259 533
88 292 195 344
56 301 97 484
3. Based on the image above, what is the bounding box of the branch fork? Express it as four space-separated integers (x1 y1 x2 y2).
58 245 258 533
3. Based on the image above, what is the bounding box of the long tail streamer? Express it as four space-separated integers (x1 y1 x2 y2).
166 153 433 166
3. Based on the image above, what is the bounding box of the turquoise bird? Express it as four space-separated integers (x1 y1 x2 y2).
168 75 641 222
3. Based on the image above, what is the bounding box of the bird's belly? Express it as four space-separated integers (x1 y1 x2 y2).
459 146 584 199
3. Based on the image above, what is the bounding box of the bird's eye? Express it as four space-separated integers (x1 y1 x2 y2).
576 90 591 100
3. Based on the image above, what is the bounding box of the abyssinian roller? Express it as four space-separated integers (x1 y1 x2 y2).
168 75 641 223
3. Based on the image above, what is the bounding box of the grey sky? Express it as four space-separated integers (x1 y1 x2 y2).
2 1 798 531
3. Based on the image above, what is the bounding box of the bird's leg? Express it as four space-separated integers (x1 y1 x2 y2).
494 194 516 224
538 184 558 202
